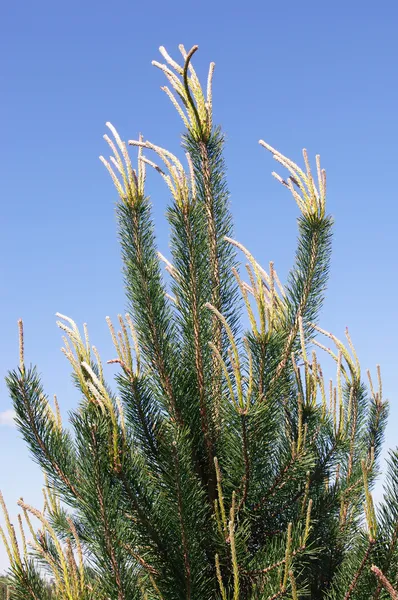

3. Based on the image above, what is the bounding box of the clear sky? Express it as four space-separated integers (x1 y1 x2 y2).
1 0 397 572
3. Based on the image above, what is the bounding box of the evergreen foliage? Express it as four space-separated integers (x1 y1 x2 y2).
1 45 397 599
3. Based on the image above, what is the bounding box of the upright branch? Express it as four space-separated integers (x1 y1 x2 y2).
153 45 239 430
101 125 182 426
260 144 332 369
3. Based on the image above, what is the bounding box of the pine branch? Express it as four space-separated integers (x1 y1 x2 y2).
343 540 375 600
118 198 182 424
183 127 239 429
372 566 398 600
6 367 80 502
172 443 192 600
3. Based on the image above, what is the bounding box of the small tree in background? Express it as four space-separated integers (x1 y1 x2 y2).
1 45 398 600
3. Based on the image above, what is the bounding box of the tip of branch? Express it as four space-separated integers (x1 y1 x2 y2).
128 140 146 148
184 45 199 63
259 140 278 155
18 319 24 371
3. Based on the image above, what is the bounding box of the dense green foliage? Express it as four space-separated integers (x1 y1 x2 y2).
1 45 397 600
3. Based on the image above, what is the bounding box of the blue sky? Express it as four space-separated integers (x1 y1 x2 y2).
1 0 397 571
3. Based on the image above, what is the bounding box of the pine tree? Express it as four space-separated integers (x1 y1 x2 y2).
1 44 398 600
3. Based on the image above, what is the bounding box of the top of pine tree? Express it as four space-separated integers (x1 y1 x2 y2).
1 44 398 600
